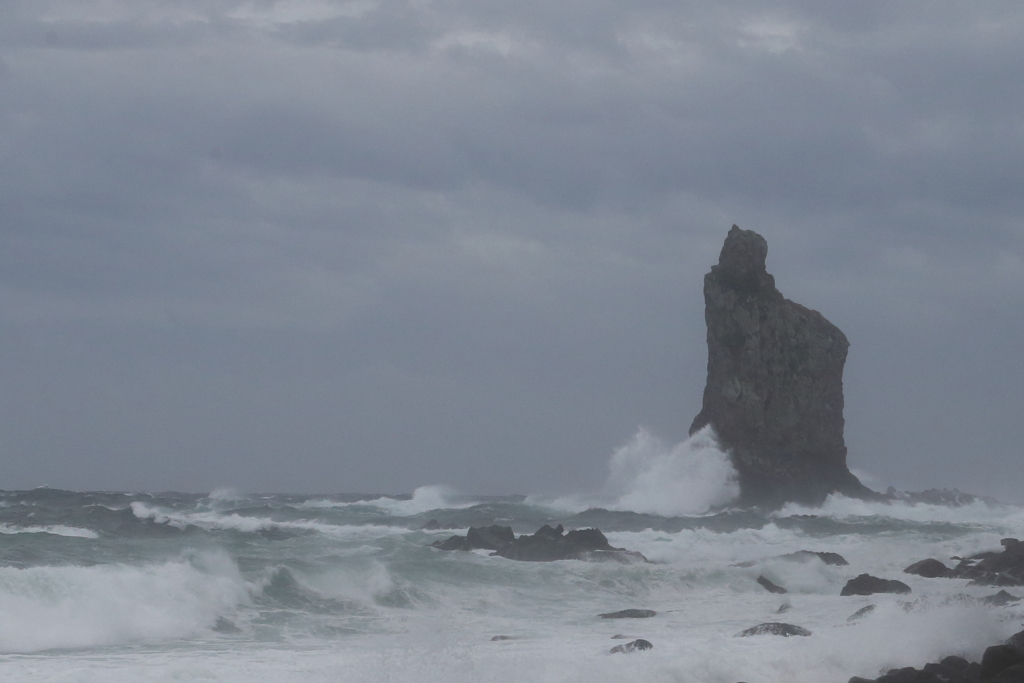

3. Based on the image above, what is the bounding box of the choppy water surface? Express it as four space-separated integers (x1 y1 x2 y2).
0 482 1022 683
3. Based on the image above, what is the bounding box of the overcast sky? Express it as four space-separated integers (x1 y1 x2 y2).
1 0 1022 503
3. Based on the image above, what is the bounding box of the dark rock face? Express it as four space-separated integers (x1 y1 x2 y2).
981 646 1024 681
784 550 850 566
980 590 1021 606
907 539 1024 587
757 575 788 594
840 574 912 596
432 524 647 563
610 639 653 654
494 525 646 563
846 605 876 622
904 559 952 578
598 609 657 619
736 622 811 637
689 226 874 508
431 525 514 552
466 525 515 550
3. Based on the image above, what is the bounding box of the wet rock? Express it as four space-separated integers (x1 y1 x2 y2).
736 622 811 637
490 635 515 641
432 524 647 562
841 574 912 596
757 575 788 594
954 538 1024 586
494 525 647 563
981 645 1024 680
846 604 876 622
689 225 876 508
432 534 470 551
610 639 653 654
904 559 951 578
775 602 792 614
980 590 1021 606
783 550 849 566
465 525 515 551
987 663 1024 683
213 617 242 634
598 609 657 619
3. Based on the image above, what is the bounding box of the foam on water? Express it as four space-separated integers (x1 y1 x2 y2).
0 523 99 539
778 494 1024 531
129 501 410 537
539 426 739 516
298 485 475 515
3 485 1024 682
0 550 249 653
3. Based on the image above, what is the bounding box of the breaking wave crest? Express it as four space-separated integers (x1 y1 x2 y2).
542 426 739 516
0 550 248 653
298 485 474 516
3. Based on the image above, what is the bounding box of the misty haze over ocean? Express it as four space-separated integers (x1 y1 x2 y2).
1 0 1022 502
1 1 1022 681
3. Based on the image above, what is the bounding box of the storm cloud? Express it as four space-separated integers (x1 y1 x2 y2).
1 1 1022 501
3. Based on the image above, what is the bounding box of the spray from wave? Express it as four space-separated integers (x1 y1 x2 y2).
542 425 739 516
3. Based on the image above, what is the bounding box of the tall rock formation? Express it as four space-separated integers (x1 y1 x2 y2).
690 226 874 508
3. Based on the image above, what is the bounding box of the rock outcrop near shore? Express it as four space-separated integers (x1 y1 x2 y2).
432 524 647 563
689 225 876 508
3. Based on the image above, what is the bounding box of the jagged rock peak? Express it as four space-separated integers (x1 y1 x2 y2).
715 225 775 294
690 225 876 509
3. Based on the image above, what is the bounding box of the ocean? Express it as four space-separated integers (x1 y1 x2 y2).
1 431 1022 683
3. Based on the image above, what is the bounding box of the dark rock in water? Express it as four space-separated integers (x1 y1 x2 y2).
213 616 242 634
775 602 792 614
432 524 647 562
432 534 470 551
1007 627 1024 653
430 525 514 552
981 645 1024 681
785 550 849 566
884 487 998 507
610 639 653 654
490 635 515 641
688 226 876 508
611 634 634 639
757 575 788 594
988 663 1024 683
846 604 876 622
494 525 647 563
599 609 657 619
466 525 515 551
904 559 951 578
736 622 811 637
421 519 441 530
849 654 981 683
948 538 1024 586
980 590 1021 606
841 574 912 596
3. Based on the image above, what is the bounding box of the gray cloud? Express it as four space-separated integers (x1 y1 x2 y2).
1 0 1022 501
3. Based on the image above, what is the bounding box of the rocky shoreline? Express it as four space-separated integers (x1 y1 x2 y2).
454 522 1024 680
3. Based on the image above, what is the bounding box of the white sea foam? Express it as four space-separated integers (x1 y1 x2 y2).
540 426 739 516
129 501 412 538
298 485 475 516
0 550 249 653
777 493 1024 531
0 523 99 539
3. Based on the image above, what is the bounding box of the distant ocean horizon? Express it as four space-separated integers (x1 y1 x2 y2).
2 430 1022 683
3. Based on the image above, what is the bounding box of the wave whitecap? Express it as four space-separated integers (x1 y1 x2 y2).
540 426 739 516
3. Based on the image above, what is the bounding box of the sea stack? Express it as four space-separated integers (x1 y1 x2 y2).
689 226 874 508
